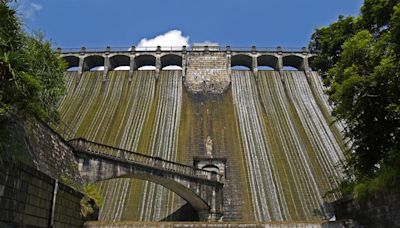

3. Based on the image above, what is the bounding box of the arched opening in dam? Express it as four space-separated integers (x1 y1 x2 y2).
201 165 220 173
161 54 182 70
231 54 252 70
63 55 80 71
135 54 156 70
83 55 105 71
110 55 130 71
95 175 207 221
257 55 278 71
283 55 304 71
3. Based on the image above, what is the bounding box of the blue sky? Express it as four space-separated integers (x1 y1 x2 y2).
15 0 363 49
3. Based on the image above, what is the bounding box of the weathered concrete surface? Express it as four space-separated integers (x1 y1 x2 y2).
177 90 252 221
184 52 231 94
55 69 345 222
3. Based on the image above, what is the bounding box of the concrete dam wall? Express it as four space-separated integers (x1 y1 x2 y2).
56 69 345 222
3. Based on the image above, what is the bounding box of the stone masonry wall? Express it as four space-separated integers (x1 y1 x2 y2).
0 118 87 227
25 120 82 182
0 118 81 183
0 163 87 227
334 194 400 227
185 52 230 94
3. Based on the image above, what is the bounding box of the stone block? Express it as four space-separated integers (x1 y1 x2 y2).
23 214 44 227
40 198 50 209
17 202 25 212
24 204 38 216
12 211 23 224
38 208 48 218
6 210 15 222
27 184 38 195
28 194 40 206
5 198 17 210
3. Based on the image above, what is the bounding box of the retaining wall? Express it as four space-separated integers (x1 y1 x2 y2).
0 163 87 227
334 194 400 227
0 118 81 182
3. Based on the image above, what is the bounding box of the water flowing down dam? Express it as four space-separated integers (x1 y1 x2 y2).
57 68 345 222
55 46 346 223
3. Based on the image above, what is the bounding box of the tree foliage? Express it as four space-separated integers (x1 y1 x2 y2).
309 0 400 194
80 184 104 217
0 2 66 121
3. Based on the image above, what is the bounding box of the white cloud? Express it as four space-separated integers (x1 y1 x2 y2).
17 1 43 20
136 30 189 50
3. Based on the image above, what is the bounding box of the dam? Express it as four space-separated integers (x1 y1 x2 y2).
56 45 346 222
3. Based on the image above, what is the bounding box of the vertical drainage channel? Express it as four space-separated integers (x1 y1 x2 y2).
49 179 59 228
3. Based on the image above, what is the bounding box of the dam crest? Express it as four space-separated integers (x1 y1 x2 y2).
59 45 314 94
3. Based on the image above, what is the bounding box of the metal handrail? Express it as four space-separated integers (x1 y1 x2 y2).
68 138 221 181
57 46 310 54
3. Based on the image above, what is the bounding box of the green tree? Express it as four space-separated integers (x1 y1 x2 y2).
309 0 400 195
0 1 66 121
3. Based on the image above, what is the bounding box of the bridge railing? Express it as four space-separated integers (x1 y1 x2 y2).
58 46 310 54
68 138 221 182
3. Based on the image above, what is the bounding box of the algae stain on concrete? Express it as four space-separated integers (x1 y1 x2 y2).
177 86 253 221
56 69 345 222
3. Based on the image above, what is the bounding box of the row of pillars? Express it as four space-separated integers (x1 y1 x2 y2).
59 45 311 80
62 46 186 80
226 46 310 73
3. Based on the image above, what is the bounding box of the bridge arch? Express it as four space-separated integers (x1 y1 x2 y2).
135 54 156 70
283 54 304 70
109 54 130 70
62 55 80 71
109 173 211 217
71 138 223 221
161 54 182 70
201 165 220 173
257 54 279 70
83 55 105 71
231 54 252 70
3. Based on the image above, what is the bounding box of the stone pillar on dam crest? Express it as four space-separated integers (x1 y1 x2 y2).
184 46 231 94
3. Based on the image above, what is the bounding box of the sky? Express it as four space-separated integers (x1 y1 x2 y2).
13 0 363 49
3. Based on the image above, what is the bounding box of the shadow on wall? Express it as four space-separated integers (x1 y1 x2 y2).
160 203 199 221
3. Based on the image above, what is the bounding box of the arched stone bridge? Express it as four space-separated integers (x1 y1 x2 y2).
68 138 224 221
58 45 315 78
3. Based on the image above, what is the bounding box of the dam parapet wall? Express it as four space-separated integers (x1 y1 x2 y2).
59 45 313 94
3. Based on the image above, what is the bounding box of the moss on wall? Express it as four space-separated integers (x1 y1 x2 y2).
56 70 346 222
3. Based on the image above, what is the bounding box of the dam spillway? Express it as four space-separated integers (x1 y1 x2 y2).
56 66 345 222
